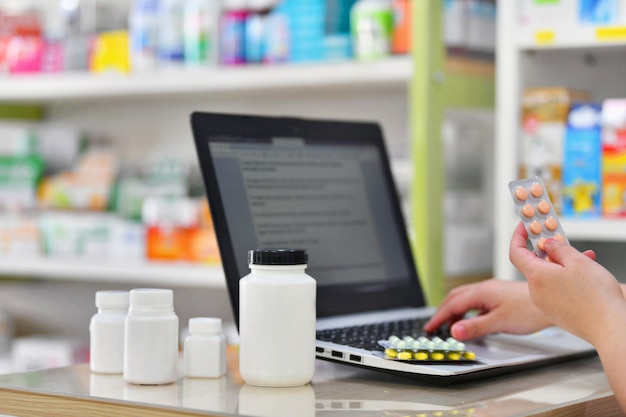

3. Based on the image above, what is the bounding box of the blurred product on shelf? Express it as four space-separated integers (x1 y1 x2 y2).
350 0 394 61
443 0 468 53
519 87 590 214
391 0 410 55
143 197 219 264
466 0 495 54
0 5 44 74
183 0 216 66
261 7 289 63
142 197 186 261
219 0 248 65
40 211 121 259
562 103 602 217
1 198 218 264
324 0 356 60
114 157 187 221
189 199 219 264
0 213 39 257
0 119 219 265
579 0 621 24
0 122 87 211
0 122 85 173
0 154 44 211
2 0 460 76
56 0 91 72
11 335 88 372
518 90 626 220
601 99 626 217
280 0 328 63
442 115 493 277
90 30 131 73
244 0 269 64
518 0 626 29
39 149 118 211
156 0 185 67
443 0 495 56
129 0 159 71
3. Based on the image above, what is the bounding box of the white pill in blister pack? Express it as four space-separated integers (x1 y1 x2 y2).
509 176 568 259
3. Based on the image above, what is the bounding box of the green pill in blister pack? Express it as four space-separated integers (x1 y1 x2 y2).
379 335 477 362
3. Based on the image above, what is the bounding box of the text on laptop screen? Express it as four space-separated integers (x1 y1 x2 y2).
208 136 411 287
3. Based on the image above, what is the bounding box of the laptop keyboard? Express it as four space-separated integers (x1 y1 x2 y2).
316 317 451 352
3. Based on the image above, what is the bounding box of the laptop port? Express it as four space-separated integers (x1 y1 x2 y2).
331 350 343 359
349 354 362 363
315 347 324 353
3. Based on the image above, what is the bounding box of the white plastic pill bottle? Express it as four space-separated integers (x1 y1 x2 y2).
239 248 316 387
183 317 226 378
124 288 179 385
89 290 129 374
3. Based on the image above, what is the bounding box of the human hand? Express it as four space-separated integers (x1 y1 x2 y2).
423 278 551 341
509 222 625 346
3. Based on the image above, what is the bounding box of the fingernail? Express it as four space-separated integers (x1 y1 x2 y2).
544 238 557 248
451 323 466 340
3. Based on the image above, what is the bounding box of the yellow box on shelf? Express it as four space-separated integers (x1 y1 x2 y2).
596 26 626 42
90 31 131 74
534 30 555 45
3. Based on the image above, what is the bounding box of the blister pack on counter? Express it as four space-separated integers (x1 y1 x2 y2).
509 176 568 259
379 336 477 363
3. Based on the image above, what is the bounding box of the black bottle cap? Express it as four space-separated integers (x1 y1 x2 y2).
248 249 308 265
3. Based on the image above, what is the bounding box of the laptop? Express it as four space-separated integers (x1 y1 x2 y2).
190 111 595 385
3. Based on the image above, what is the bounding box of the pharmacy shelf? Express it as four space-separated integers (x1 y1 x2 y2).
518 25 626 49
494 6 626 280
0 57 413 102
0 257 225 288
562 219 626 242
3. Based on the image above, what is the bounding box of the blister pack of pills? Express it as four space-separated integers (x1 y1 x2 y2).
509 176 568 259
378 335 477 363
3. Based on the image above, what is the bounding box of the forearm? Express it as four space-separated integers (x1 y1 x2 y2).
592 303 626 413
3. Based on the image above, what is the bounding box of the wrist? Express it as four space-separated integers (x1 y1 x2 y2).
590 300 626 354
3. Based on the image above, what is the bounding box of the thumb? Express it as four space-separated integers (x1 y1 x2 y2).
543 238 576 265
450 315 497 341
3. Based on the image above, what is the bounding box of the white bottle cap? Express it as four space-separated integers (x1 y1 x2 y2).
141 197 161 226
189 317 222 335
95 290 130 309
247 0 280 11
130 288 173 308
177 199 199 228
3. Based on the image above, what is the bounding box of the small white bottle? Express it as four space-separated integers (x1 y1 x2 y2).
124 288 179 385
183 0 216 67
89 290 129 374
157 0 186 66
129 0 160 72
239 249 316 387
183 317 226 378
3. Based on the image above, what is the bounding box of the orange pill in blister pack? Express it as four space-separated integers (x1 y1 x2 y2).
509 176 569 259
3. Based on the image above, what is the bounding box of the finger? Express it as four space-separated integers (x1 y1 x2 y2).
424 288 483 332
509 223 544 273
424 311 465 333
582 249 596 261
510 222 529 250
423 306 456 332
423 287 466 331
450 314 500 341
543 238 584 266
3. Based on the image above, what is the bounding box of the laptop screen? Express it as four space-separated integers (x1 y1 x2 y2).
191 112 425 324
